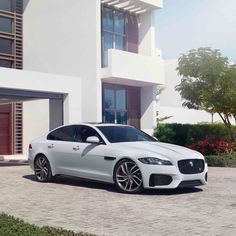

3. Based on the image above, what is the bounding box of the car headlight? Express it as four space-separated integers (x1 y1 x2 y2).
138 157 173 166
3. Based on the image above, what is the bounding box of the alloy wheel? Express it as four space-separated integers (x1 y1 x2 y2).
115 160 143 193
35 156 51 182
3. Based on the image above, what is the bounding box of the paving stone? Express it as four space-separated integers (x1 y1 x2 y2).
0 166 235 236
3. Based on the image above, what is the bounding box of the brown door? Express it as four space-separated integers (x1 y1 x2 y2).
0 113 11 155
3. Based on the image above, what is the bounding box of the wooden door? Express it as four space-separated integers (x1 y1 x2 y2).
0 104 12 155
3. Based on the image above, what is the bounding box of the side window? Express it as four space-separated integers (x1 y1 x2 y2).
77 126 103 143
47 126 77 142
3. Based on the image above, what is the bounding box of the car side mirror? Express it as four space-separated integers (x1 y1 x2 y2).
86 136 101 144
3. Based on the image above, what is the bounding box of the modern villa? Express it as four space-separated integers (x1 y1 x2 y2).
0 0 166 155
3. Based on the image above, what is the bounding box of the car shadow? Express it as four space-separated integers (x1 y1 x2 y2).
23 174 203 195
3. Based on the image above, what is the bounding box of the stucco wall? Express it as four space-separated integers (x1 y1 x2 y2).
23 100 49 154
23 0 102 122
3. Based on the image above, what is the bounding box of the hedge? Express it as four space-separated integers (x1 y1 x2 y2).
153 123 236 146
205 154 236 168
0 213 95 236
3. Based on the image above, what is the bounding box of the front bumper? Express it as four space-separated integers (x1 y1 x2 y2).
140 163 208 189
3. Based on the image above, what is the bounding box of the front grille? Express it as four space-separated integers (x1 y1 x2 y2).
178 159 205 174
149 174 173 187
178 180 202 188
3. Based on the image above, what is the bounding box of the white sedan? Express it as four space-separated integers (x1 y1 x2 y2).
28 123 208 193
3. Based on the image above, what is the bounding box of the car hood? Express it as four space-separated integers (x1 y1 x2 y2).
111 141 204 162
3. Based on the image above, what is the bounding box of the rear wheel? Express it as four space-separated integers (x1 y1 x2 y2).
114 159 143 194
34 155 52 182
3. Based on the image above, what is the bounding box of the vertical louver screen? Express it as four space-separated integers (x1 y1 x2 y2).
14 102 23 154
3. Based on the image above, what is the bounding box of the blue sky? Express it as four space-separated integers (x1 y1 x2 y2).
155 0 236 63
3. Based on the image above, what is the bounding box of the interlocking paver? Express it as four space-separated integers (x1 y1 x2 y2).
0 166 236 236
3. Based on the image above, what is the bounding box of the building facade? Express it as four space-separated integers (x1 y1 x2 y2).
0 0 164 155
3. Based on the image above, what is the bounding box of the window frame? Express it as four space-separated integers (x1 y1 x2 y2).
101 5 127 67
103 84 128 125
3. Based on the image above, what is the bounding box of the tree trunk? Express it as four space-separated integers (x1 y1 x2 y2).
218 113 235 142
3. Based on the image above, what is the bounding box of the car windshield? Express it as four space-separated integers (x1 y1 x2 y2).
96 125 157 143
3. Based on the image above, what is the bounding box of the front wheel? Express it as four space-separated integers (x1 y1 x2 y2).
34 155 52 182
114 159 143 194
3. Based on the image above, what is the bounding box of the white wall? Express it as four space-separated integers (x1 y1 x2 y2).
0 68 82 124
23 0 102 122
141 85 157 134
23 100 49 154
139 11 157 56
158 59 220 124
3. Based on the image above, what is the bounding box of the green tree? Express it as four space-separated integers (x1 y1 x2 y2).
175 47 236 141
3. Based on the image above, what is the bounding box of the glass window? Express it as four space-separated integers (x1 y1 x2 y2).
103 87 127 125
103 8 113 32
116 89 126 110
117 111 127 125
47 126 77 142
0 0 12 12
114 11 125 34
97 126 157 143
0 37 13 54
77 125 103 143
104 88 115 109
115 35 124 50
102 7 126 67
103 32 113 66
0 59 13 68
0 16 13 33
104 111 115 123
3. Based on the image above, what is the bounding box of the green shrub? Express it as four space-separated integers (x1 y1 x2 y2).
154 123 235 146
0 213 95 236
205 154 236 167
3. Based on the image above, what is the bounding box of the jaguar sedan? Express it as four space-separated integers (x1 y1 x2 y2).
28 123 208 193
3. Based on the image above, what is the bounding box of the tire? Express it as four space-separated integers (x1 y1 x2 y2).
34 155 52 182
114 159 143 194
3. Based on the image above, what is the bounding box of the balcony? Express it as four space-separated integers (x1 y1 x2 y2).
101 49 165 86
101 0 163 14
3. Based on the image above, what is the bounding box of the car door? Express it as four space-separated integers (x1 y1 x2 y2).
46 125 81 175
73 125 116 183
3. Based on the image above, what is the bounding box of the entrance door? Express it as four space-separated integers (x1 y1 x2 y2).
0 112 11 155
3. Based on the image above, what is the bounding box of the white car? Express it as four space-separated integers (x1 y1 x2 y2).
28 123 208 193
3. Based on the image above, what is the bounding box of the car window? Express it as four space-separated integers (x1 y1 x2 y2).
97 126 157 143
47 126 77 142
77 125 103 143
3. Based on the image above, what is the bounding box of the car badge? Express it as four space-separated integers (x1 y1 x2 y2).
189 161 194 167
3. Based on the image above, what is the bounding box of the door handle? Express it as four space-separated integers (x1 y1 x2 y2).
48 144 54 149
73 146 80 151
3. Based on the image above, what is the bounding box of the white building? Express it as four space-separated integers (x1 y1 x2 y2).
0 0 165 155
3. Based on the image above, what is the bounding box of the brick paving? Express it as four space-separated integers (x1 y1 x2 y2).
0 166 236 236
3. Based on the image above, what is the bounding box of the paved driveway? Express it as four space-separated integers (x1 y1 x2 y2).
0 165 235 236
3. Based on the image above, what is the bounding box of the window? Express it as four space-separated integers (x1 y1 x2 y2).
97 126 157 143
102 7 126 67
103 86 127 125
0 37 13 54
47 126 77 142
77 125 103 143
0 16 13 33
0 59 13 68
0 0 13 12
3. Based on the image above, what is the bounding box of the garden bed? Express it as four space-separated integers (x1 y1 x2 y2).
0 213 95 236
205 154 236 168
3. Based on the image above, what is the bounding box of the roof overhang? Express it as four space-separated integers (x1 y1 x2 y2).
101 0 163 14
